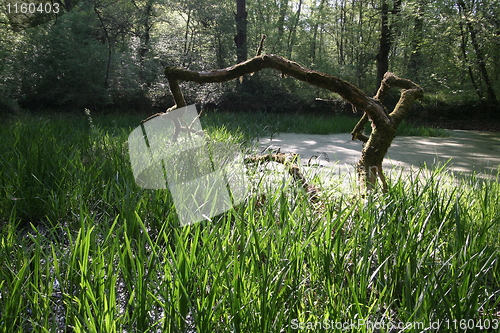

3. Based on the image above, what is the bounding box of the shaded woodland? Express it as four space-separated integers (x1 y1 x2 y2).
1 0 499 125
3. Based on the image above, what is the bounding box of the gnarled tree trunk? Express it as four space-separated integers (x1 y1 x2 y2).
163 54 423 192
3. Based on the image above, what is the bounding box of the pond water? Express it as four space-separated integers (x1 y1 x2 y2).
257 130 500 186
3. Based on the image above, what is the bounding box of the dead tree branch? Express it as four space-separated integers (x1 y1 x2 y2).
163 55 423 192
164 54 386 122
244 152 320 203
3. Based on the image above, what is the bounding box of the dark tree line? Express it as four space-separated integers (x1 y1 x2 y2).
0 0 499 116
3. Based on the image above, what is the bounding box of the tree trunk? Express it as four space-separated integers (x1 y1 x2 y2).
163 54 423 192
376 0 401 88
355 0 365 88
456 0 498 107
376 0 390 86
408 0 424 80
336 0 346 65
458 14 486 107
286 0 302 59
216 33 226 69
235 0 248 64
182 9 192 67
276 0 289 53
94 6 112 89
137 0 154 86
309 0 326 64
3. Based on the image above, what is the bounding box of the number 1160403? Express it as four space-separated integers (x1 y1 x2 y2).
6 2 60 14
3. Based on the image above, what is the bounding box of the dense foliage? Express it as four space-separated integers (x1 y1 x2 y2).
1 0 499 115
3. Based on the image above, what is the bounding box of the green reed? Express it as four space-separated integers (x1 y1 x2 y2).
0 112 497 332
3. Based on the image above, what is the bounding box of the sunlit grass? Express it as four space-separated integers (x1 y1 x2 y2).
200 111 449 140
0 112 497 332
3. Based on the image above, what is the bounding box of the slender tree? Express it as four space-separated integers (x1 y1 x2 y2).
286 0 302 59
407 0 424 81
456 0 498 107
309 0 327 64
376 0 401 88
235 0 248 64
132 0 155 85
276 0 289 53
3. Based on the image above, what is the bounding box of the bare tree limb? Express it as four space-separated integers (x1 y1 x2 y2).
244 152 320 203
163 55 423 193
164 54 388 125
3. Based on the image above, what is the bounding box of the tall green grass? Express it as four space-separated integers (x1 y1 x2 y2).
200 111 449 140
0 112 497 332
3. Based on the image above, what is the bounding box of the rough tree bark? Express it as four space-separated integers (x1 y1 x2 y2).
163 54 423 192
376 0 401 88
234 0 248 64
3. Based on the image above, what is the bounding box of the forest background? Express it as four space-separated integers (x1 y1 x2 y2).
1 0 499 127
